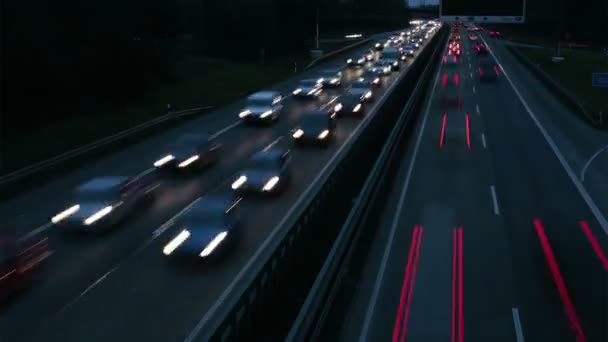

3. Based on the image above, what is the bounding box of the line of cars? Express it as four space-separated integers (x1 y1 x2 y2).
2 21 440 302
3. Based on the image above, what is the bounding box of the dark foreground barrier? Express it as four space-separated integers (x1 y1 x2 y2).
187 26 449 342
507 45 606 129
286 24 445 342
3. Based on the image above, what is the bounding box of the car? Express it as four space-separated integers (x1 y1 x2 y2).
51 170 160 231
333 93 365 117
346 55 367 67
370 60 394 76
1 233 52 302
231 149 291 195
359 72 382 87
474 43 489 55
365 50 375 61
292 79 323 98
468 33 478 41
400 44 416 57
373 42 384 51
317 69 343 87
291 110 336 147
439 72 462 110
380 47 405 66
153 134 221 171
238 91 284 123
488 31 502 38
443 55 459 67
348 80 374 102
478 60 499 82
162 194 242 261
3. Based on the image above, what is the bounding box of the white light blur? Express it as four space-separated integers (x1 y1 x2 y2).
231 175 247 190
178 155 200 168
154 154 175 167
239 109 251 118
334 103 343 112
260 110 273 118
318 130 329 139
262 176 280 191
365 91 372 99
51 204 80 224
292 129 304 138
199 231 228 257
84 206 113 225
292 88 302 95
345 34 362 39
353 104 362 112
163 229 191 255
347 58 353 63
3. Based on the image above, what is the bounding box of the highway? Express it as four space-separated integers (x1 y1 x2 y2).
0 30 438 341
335 27 608 342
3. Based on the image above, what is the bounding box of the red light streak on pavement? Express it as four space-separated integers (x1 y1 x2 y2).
579 220 608 271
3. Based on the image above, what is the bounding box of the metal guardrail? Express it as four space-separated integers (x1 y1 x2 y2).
0 106 213 187
507 45 606 128
186 27 447 342
286 27 446 342
305 37 373 70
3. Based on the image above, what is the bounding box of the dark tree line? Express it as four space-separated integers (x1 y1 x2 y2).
2 0 409 135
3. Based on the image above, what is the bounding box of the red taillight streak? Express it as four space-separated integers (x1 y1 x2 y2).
533 219 587 341
440 112 448 148
392 225 420 342
399 226 423 342
465 113 471 149
457 227 464 342
442 73 448 86
478 67 483 76
454 73 460 86
579 221 608 271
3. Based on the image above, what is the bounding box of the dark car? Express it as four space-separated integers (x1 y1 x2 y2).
488 31 502 38
1 233 52 302
162 194 242 261
292 79 323 98
474 43 489 56
291 111 336 147
346 55 367 67
359 72 382 87
317 69 343 87
440 72 462 110
400 44 416 57
443 55 459 67
333 94 365 117
238 91 284 123
153 134 221 171
478 60 499 82
373 41 384 51
231 149 291 195
51 170 159 231
348 80 374 102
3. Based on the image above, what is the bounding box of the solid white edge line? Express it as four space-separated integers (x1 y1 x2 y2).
185 35 433 342
481 133 487 149
490 185 500 215
481 35 608 235
512 307 526 342
580 144 608 182
357 56 443 342
152 198 202 237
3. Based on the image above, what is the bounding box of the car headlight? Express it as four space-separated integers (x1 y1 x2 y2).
365 91 372 99
239 109 251 118
334 103 343 112
163 229 190 255
373 78 380 84
231 175 247 190
262 176 280 191
154 154 175 167
347 58 353 63
353 104 362 112
330 78 339 84
292 129 304 138
318 130 329 139
84 206 113 225
317 78 324 83
178 155 200 168
393 61 398 67
260 110 273 118
358 58 366 64
51 204 80 223
200 231 228 257
292 88 302 95
308 88 319 96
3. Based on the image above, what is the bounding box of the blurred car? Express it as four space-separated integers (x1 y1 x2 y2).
317 69 343 87
51 170 159 231
400 44 416 57
440 72 462 109
291 111 336 147
478 60 499 82
231 149 291 195
365 50 375 61
468 33 478 41
380 47 405 66
443 55 459 67
488 31 502 38
1 233 52 302
162 194 242 261
359 72 382 87
346 55 367 67
373 42 384 51
474 43 489 55
370 60 394 76
153 134 221 171
292 79 323 98
238 91 284 123
333 93 365 117
348 80 374 102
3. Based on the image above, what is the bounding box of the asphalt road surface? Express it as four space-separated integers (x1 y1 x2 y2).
337 27 608 342
0 31 439 341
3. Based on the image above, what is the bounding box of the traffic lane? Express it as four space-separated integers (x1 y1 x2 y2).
0 113 295 340
0 37 384 235
480 36 608 221
477 76 608 341
20 108 369 342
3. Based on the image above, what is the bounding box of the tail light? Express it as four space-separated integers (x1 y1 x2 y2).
494 65 499 76
478 67 483 76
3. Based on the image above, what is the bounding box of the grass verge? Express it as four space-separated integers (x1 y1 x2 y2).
3 56 295 174
516 47 608 118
